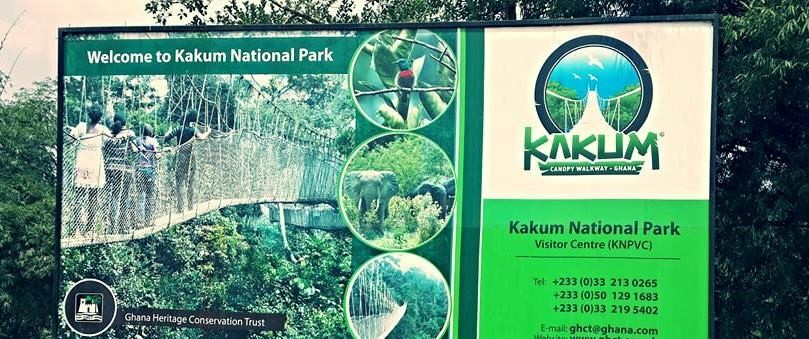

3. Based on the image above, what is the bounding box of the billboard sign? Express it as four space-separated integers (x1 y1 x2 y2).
56 16 716 338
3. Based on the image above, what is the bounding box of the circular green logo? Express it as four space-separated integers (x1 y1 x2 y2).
535 36 653 134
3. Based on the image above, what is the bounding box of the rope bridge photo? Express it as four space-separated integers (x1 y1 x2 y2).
348 259 408 339
60 74 347 248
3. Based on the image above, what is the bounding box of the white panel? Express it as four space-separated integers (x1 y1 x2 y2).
481 22 713 200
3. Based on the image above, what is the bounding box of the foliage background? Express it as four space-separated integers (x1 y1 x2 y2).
0 0 807 338
55 58 357 336
63 73 355 148
60 208 352 338
347 134 454 195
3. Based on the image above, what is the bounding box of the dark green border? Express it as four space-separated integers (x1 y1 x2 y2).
457 27 484 339
449 29 465 338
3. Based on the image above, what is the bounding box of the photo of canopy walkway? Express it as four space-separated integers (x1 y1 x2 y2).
347 252 450 339
540 44 644 133
61 73 351 248
59 70 357 338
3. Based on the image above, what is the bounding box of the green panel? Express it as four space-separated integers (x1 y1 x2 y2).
456 27 485 339
450 28 467 339
64 37 363 75
479 199 709 339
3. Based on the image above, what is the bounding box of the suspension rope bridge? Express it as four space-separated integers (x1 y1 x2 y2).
61 75 345 248
545 90 584 132
599 87 641 131
546 86 641 133
349 262 407 339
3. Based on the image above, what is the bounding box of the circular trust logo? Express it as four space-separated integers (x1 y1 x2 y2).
63 279 117 337
534 35 653 134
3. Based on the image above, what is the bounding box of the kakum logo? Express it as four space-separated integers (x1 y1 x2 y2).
527 35 658 175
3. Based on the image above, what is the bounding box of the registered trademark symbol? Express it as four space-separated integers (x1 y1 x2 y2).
659 131 665 137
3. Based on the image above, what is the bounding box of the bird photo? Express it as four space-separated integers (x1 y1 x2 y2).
394 59 416 88
394 58 415 119
351 29 457 130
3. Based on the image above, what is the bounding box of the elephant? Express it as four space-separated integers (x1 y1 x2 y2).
439 177 455 197
343 170 400 230
439 177 456 214
410 181 450 219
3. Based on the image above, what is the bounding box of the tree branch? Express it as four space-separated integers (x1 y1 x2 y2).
362 43 374 55
0 48 24 97
0 11 24 96
0 10 24 55
354 86 455 97
267 0 323 24
392 36 456 65
430 54 457 74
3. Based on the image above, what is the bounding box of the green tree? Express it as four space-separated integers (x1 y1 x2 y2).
60 209 352 338
713 1 809 337
609 84 641 130
0 80 56 338
348 135 452 195
545 80 582 131
380 258 449 339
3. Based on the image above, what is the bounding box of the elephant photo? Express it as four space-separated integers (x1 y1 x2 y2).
343 170 400 229
439 177 455 197
410 181 450 219
340 133 455 250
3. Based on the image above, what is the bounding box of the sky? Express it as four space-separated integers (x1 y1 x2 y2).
548 46 641 99
0 0 218 96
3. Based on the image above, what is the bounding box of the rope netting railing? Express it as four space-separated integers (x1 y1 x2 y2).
349 263 407 339
545 90 585 132
61 126 343 248
598 87 641 131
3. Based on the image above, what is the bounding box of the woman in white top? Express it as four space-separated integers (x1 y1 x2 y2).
69 104 110 234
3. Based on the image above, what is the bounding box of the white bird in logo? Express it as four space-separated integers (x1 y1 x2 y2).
572 73 582 79
588 73 598 81
586 53 604 69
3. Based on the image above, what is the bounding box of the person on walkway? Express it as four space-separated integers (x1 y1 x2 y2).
164 109 210 212
135 123 160 225
103 112 137 233
69 104 110 234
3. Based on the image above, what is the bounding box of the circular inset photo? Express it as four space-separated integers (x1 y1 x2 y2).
339 133 455 251
534 36 652 135
345 252 450 339
350 29 457 130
